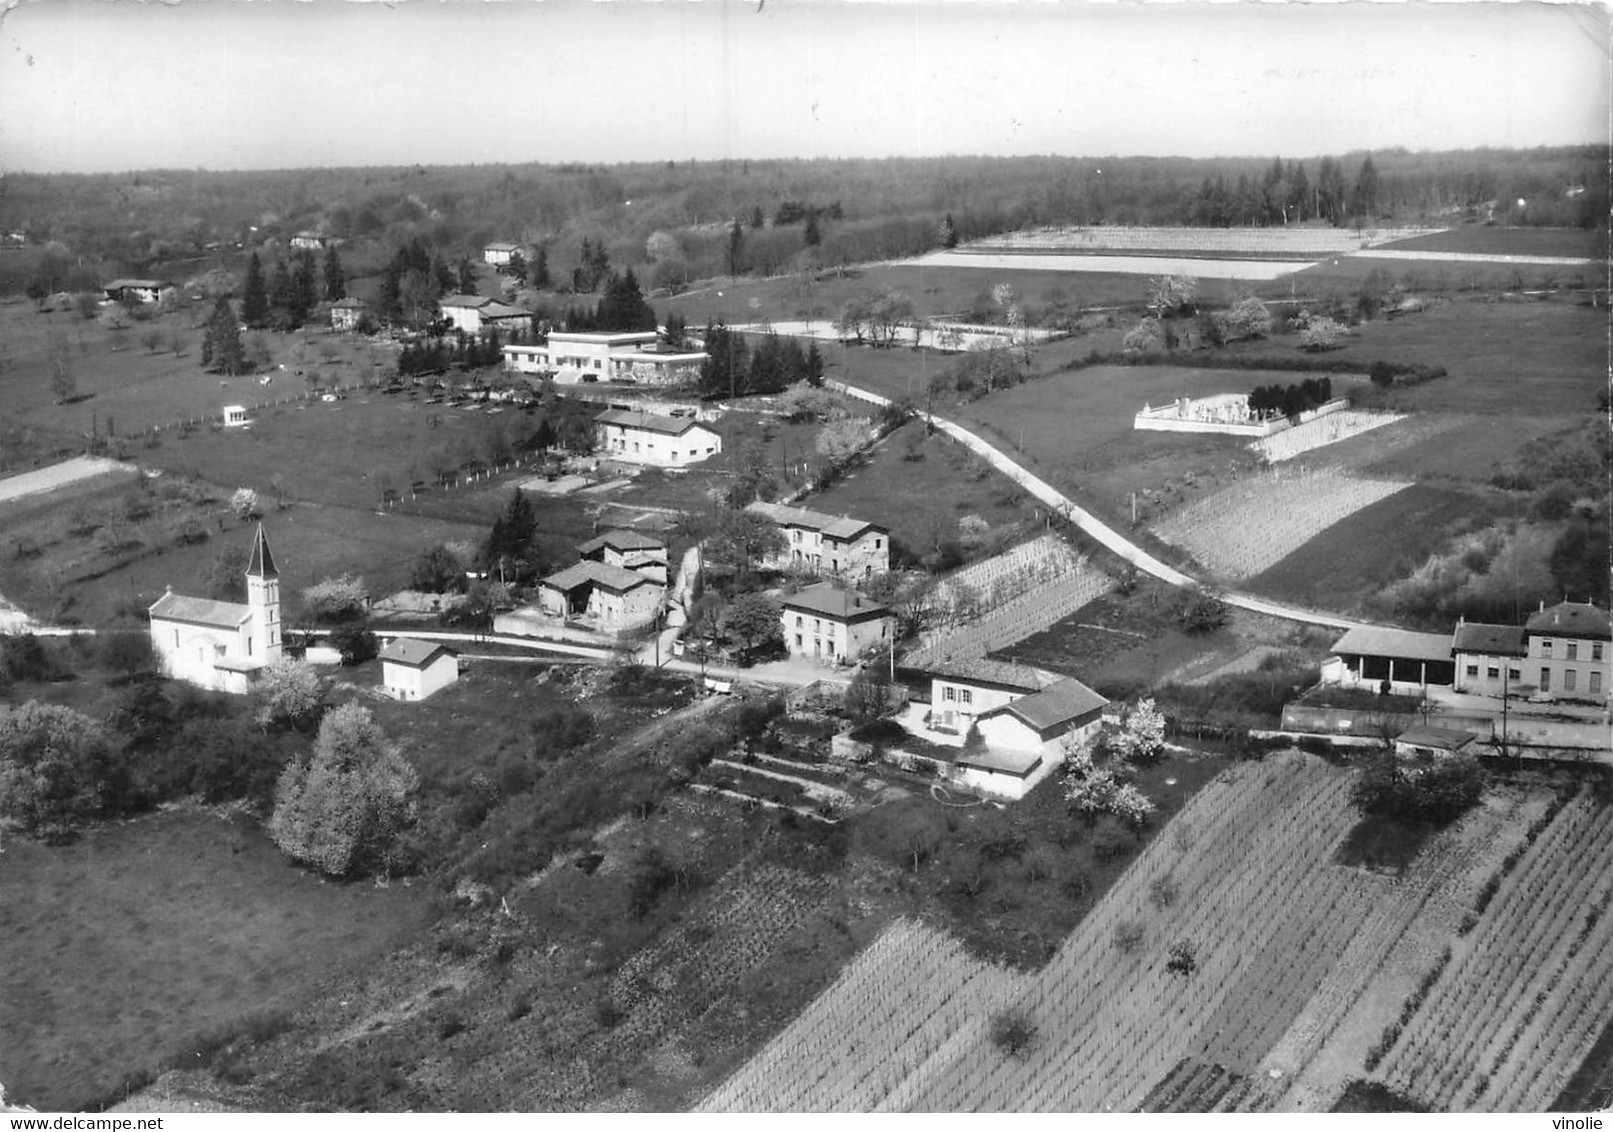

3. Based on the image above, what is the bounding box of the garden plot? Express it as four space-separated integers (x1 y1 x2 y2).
1152 469 1412 579
1251 410 1406 464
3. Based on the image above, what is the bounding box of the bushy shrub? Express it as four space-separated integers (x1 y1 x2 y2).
989 1008 1037 1057
1297 315 1346 352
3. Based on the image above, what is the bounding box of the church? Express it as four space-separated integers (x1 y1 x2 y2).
148 524 283 693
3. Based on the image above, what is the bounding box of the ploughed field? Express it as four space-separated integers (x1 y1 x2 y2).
702 755 1613 1112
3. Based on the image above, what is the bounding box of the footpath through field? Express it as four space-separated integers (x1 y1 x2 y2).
829 380 1367 632
0 456 138 505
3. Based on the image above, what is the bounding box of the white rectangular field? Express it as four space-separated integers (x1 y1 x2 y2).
894 251 1313 280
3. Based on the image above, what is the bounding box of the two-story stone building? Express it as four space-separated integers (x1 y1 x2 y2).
745 501 890 580
1523 600 1610 700
779 584 893 665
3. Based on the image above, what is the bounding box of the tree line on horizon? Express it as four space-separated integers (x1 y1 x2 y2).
1 145 1605 297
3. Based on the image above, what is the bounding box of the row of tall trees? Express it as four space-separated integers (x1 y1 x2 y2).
377 238 479 327
559 269 657 332
239 246 347 331
698 325 824 397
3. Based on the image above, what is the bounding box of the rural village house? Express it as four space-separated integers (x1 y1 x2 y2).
536 560 663 631
379 637 459 702
103 278 175 306
483 241 521 267
595 409 722 467
745 501 889 579
329 296 367 332
503 331 707 387
780 583 892 665
437 294 533 336
898 656 1108 799
577 529 669 584
289 232 338 250
1522 600 1610 700
147 524 282 694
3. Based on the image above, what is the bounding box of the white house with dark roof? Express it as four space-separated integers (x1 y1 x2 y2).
504 332 706 387
779 583 892 665
379 637 459 701
148 525 282 694
745 501 889 579
1523 600 1610 701
595 409 721 467
290 232 338 251
965 676 1110 798
329 297 368 332
578 529 669 583
537 560 663 631
438 294 532 336
917 656 1060 737
1452 619 1529 697
483 241 522 267
103 278 175 306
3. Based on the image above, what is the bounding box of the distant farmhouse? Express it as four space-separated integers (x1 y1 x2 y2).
503 331 706 387
577 528 669 584
379 637 459 702
329 296 368 332
595 409 721 467
438 294 532 336
103 278 175 306
745 501 889 580
779 583 892 665
148 525 282 694
483 241 522 268
290 232 339 251
1324 600 1610 702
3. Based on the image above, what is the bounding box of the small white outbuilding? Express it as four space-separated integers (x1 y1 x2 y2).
379 637 459 702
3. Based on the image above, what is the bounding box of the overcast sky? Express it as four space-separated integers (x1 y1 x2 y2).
0 0 1606 173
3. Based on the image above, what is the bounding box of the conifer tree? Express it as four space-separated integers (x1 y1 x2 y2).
323 245 346 302
241 252 269 328
202 296 246 375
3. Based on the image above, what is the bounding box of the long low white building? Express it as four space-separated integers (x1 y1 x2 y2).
504 331 705 387
596 409 722 467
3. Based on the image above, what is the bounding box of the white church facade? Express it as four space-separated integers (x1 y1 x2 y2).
148 524 283 694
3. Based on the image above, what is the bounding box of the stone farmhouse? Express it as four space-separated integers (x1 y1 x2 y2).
438 294 532 336
483 241 522 267
595 409 722 467
577 529 669 584
503 331 706 387
536 560 663 632
103 278 175 306
148 525 282 694
379 638 459 702
329 297 367 332
745 501 889 580
779 583 892 665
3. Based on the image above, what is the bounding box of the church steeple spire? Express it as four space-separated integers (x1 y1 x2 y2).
246 523 278 579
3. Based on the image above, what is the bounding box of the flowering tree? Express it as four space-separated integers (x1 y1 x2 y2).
230 487 261 520
1109 698 1167 764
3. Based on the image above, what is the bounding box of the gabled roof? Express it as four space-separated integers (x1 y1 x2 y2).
594 409 705 437
149 592 253 628
1525 601 1612 641
1331 626 1452 664
780 583 889 622
439 294 491 310
746 500 884 542
1452 621 1528 657
919 656 1058 694
988 676 1109 736
105 278 168 291
478 301 531 320
541 560 655 594
379 638 454 667
330 297 367 309
484 241 521 251
578 529 668 556
246 524 278 579
1395 725 1479 752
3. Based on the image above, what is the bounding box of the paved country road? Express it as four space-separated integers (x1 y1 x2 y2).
829 380 1367 632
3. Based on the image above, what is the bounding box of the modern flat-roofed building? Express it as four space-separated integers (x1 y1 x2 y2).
503 331 705 387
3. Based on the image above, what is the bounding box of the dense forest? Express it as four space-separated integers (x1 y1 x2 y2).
0 146 1605 296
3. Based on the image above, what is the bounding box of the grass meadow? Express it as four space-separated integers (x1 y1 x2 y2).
0 807 430 1112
